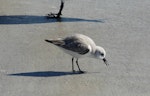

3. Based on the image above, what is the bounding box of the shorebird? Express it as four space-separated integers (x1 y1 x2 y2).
45 34 108 73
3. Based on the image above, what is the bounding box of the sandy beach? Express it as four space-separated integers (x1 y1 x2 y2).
0 0 150 96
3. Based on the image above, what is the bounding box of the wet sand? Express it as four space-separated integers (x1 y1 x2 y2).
0 0 150 96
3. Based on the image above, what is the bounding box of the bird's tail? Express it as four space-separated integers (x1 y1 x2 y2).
45 39 64 46
45 39 53 43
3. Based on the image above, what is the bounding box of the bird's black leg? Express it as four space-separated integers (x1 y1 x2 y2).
76 59 84 73
72 57 75 73
56 0 64 18
47 0 64 19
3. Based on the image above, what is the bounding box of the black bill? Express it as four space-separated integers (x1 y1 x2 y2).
103 58 109 66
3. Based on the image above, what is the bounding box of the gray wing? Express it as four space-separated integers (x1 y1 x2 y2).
45 36 90 55
61 37 90 55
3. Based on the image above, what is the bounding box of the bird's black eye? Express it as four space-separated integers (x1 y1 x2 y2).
101 53 104 56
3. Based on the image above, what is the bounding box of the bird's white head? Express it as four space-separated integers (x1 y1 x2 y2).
94 46 109 66
95 46 106 59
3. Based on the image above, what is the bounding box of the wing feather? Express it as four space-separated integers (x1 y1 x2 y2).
45 36 90 55
61 36 90 55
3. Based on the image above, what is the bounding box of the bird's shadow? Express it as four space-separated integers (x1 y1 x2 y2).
0 15 105 25
8 71 86 77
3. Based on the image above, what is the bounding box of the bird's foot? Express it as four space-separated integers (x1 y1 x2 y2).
47 13 61 19
72 70 76 73
72 70 85 74
79 71 85 74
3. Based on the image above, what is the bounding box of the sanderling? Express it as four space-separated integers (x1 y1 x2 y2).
45 34 108 73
